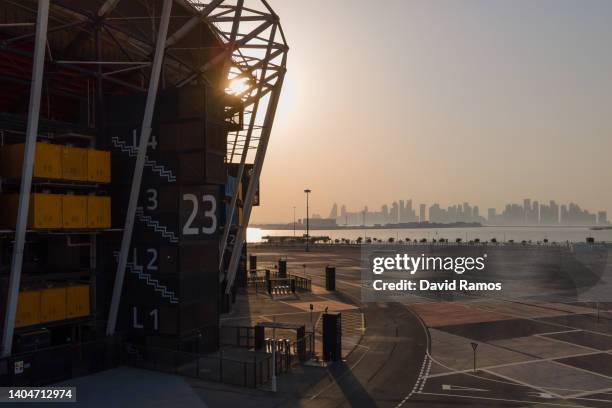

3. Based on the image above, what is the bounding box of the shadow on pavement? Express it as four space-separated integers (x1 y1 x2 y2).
326 361 378 408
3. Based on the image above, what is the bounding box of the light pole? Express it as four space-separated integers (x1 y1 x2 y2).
271 325 277 392
363 209 367 243
304 189 311 252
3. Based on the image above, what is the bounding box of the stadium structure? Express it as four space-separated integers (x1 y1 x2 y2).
0 0 287 385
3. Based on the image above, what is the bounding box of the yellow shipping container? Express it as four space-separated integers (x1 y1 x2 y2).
62 195 87 229
87 196 111 229
0 142 62 180
0 193 62 229
87 149 111 183
40 287 67 323
15 290 41 328
66 285 90 318
62 146 88 181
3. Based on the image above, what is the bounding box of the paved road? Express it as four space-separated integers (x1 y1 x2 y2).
250 245 612 407
299 302 429 408
251 246 430 408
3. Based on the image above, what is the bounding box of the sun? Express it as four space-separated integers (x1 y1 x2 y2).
227 77 249 95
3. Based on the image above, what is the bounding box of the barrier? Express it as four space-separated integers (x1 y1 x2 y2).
0 337 121 386
123 344 272 389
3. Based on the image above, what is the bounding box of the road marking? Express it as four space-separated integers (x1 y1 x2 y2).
442 384 488 392
468 297 612 339
552 358 612 382
528 391 555 399
395 305 432 407
481 368 564 400
573 396 612 403
396 355 430 407
534 333 600 352
537 329 582 336
427 348 609 379
426 352 612 395
565 386 612 399
416 391 589 408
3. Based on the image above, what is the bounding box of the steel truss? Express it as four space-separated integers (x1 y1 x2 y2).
0 0 287 355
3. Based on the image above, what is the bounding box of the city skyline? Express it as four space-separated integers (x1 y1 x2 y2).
298 198 609 227
251 0 612 224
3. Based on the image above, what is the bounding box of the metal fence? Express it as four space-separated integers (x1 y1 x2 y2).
123 344 272 388
291 275 312 291
0 336 122 386
247 269 312 295
221 325 315 369
0 328 314 388
220 326 256 348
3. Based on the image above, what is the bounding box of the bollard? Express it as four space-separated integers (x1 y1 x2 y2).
323 313 342 361
296 325 306 361
278 259 287 278
325 266 336 291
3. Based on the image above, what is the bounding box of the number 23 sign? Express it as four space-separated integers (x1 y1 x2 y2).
179 186 219 239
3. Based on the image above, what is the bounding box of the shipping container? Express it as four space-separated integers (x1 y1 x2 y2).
159 121 207 151
15 290 41 328
14 329 51 353
87 149 111 183
0 142 62 180
158 119 227 154
121 301 216 336
66 285 90 319
40 287 67 323
87 196 111 229
111 151 225 186
205 121 229 154
62 195 88 229
0 193 63 229
124 273 212 306
62 146 88 181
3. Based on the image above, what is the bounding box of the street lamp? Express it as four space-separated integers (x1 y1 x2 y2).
304 189 311 252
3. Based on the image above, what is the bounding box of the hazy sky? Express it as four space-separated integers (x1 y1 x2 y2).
251 0 612 223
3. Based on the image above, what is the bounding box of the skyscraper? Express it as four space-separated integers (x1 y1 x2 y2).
598 211 608 225
329 203 338 219
390 202 399 224
419 204 426 223
487 208 496 224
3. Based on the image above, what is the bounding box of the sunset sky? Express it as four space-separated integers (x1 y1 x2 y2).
251 0 612 223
